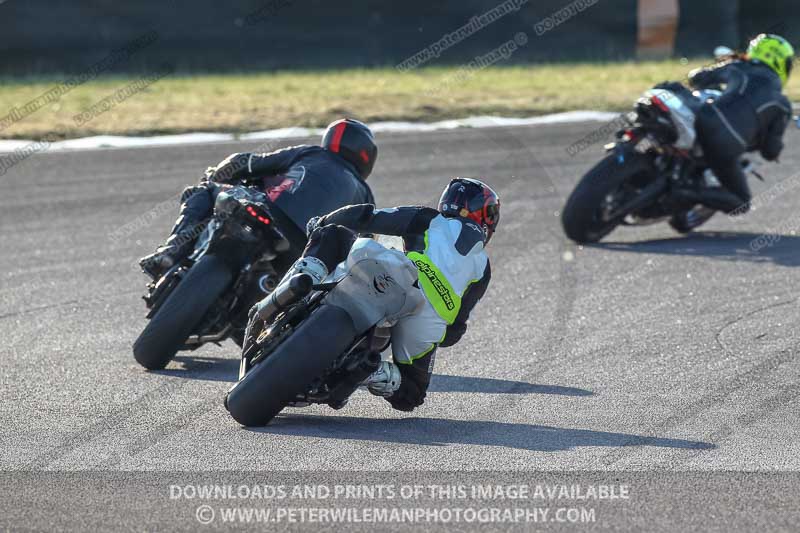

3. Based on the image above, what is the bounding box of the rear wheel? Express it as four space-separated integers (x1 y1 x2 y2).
562 151 655 243
225 304 359 427
133 254 234 370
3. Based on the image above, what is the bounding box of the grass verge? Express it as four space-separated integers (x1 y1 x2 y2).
1 61 797 140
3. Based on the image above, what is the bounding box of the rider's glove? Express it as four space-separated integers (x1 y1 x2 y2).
200 166 216 184
365 361 402 398
207 153 251 184
306 215 325 236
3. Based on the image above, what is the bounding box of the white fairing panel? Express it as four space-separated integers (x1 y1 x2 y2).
644 88 698 150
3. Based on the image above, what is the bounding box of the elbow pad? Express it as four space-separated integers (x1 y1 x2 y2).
324 203 376 229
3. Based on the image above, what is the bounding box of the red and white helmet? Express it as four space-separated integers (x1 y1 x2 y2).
438 178 501 244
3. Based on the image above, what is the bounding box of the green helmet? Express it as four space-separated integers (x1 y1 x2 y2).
747 33 795 86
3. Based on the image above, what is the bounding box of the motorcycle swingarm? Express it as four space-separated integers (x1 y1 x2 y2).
295 330 380 407
605 175 668 221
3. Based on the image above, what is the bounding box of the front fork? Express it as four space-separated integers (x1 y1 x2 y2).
143 263 187 317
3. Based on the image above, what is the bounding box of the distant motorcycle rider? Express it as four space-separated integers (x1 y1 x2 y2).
674 33 794 227
139 118 377 278
251 178 499 412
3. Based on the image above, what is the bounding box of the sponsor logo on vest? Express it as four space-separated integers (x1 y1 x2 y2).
372 273 396 294
413 259 455 311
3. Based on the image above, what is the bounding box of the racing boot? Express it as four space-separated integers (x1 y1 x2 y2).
139 184 215 280
364 361 402 398
669 205 716 234
138 216 206 279
671 169 743 216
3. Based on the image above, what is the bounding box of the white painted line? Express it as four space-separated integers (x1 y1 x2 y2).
0 111 620 154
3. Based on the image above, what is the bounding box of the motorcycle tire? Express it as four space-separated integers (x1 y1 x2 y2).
133 254 234 370
225 304 358 427
562 151 654 243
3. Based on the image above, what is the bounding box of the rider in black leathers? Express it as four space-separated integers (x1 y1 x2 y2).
678 34 794 216
139 118 377 278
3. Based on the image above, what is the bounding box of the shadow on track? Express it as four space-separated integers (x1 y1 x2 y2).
429 374 593 396
252 415 714 452
154 361 595 397
594 231 800 267
149 355 239 382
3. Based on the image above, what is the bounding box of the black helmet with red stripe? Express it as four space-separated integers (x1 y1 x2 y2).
438 177 501 244
321 118 378 180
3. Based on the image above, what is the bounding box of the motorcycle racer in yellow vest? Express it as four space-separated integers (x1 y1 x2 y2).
257 177 499 411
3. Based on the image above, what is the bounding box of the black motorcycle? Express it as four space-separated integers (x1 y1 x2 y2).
561 84 760 244
133 185 293 370
225 237 420 427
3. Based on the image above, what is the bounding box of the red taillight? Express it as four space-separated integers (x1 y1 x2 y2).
622 128 639 142
650 95 670 113
245 205 270 225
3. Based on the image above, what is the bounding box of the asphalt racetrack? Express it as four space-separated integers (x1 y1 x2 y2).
2 122 800 530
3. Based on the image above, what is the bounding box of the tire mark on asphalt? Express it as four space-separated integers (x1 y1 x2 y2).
0 289 141 321
661 298 800 467
27 358 220 470
600 298 798 467
96 395 219 469
531 239 580 365
714 298 797 356
672 383 800 468
601 348 797 467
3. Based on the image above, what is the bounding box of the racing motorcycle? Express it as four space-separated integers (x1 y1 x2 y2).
561 83 761 244
225 238 422 427
133 185 293 370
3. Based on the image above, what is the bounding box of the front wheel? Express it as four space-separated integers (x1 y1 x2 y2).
561 150 655 243
133 254 234 370
225 304 359 427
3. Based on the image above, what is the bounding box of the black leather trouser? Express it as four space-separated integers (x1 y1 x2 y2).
695 105 752 215
301 224 357 272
